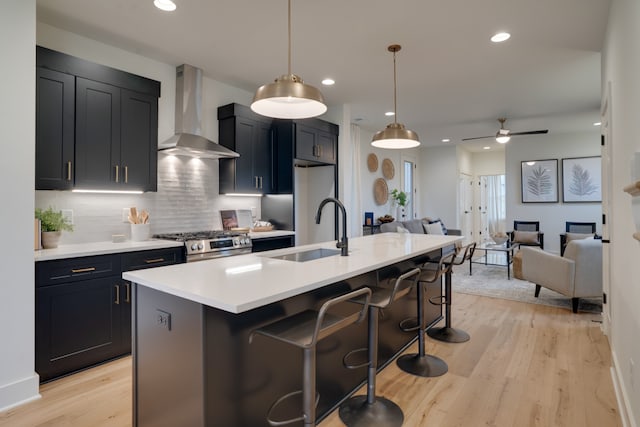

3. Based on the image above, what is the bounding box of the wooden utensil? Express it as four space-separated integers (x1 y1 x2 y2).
129 207 138 224
139 210 149 224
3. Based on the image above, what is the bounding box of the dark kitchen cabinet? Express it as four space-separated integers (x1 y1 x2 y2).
35 67 75 190
294 122 337 165
75 79 158 191
251 235 295 252
271 118 339 193
35 46 160 192
218 103 273 194
35 247 184 382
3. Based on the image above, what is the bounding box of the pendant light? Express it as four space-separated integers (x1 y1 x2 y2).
371 45 420 149
251 0 326 119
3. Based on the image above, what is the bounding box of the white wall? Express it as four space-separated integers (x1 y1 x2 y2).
505 132 601 254
603 0 640 424
419 145 459 227
35 23 263 243
472 150 506 176
0 0 40 411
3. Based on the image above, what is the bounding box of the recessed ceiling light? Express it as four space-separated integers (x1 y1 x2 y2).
321 78 335 86
593 122 602 126
442 138 450 143
491 32 511 43
154 0 176 11
483 146 491 150
385 111 395 116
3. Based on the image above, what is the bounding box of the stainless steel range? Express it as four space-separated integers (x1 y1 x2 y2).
154 230 252 262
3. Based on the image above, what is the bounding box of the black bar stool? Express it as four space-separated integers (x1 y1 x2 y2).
249 287 372 427
397 252 455 378
427 242 476 343
339 267 421 427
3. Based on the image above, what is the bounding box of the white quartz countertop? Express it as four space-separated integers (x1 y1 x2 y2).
34 239 184 262
248 230 295 239
123 233 460 314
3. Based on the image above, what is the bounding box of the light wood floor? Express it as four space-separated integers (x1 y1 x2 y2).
0 293 621 427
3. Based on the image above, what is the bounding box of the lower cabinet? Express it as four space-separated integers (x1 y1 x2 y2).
251 235 295 252
35 247 184 382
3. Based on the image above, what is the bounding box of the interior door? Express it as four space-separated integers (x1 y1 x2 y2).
600 83 612 334
458 174 473 243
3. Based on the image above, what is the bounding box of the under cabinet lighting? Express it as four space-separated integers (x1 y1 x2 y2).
72 189 144 194
225 193 263 197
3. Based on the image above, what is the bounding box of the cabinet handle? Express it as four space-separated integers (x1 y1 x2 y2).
259 176 263 189
71 267 96 273
114 284 120 305
312 145 317 157
115 165 119 183
319 145 323 158
144 258 165 264
125 282 130 303
67 161 72 181
124 166 128 184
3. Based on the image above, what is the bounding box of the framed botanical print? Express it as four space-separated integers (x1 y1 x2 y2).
562 156 602 202
521 159 558 203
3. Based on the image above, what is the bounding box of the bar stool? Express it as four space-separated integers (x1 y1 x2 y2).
427 242 476 343
339 267 421 427
397 252 455 378
249 287 372 427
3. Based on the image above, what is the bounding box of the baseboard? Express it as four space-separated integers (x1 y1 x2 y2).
0 373 41 412
611 350 638 427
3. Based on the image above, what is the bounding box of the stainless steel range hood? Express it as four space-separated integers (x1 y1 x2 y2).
158 64 239 159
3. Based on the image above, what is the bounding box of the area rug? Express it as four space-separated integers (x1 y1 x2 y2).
451 263 603 314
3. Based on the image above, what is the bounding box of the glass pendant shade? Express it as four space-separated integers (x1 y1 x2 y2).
372 123 420 148
371 44 419 149
251 74 326 119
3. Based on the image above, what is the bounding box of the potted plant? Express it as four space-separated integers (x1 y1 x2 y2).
390 189 408 219
35 207 73 249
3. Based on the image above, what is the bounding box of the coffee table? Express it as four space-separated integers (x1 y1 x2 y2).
470 242 519 280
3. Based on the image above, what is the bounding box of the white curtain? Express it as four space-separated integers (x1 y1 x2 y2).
486 174 506 235
346 124 363 237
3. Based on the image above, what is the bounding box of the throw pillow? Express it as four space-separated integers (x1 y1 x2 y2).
565 232 594 243
423 222 444 235
513 230 539 244
428 218 448 235
396 225 410 233
402 220 426 234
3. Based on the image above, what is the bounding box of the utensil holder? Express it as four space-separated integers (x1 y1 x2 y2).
131 223 150 241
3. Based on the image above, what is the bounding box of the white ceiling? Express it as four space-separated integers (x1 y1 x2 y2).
37 0 610 152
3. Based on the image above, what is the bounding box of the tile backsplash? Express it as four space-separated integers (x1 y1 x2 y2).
35 155 262 245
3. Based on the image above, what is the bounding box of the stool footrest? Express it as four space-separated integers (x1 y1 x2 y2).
343 347 370 370
428 295 447 306
267 390 320 426
399 317 420 332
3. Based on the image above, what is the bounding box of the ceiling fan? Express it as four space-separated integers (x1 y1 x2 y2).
461 118 548 143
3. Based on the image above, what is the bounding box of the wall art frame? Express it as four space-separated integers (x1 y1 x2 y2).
521 159 558 203
562 156 602 203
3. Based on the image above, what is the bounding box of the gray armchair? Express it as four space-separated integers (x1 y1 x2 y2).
520 238 602 313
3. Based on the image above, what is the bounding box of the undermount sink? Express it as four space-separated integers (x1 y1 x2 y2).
268 248 342 262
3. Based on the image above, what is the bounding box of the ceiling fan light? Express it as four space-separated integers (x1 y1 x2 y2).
251 74 326 119
371 122 420 149
496 135 511 143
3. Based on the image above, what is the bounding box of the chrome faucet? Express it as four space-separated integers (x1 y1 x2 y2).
315 197 348 256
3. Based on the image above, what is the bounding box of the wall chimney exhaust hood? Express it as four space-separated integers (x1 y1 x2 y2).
158 64 239 159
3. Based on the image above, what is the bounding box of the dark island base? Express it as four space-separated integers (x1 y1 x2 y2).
132 257 443 427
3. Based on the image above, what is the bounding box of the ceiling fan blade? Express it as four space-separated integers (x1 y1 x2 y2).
461 135 494 141
509 129 549 136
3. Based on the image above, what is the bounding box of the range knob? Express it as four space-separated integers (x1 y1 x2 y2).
197 242 204 250
191 243 199 251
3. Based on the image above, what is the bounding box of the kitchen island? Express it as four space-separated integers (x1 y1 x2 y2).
124 233 460 427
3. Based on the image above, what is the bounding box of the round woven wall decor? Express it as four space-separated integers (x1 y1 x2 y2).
382 158 395 179
374 178 389 205
367 153 379 172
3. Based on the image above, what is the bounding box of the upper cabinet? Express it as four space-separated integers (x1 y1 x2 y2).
294 122 338 165
218 103 273 194
36 46 160 192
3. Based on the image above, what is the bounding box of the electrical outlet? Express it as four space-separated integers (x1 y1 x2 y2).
122 208 131 223
61 209 73 225
250 206 257 217
156 309 171 331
